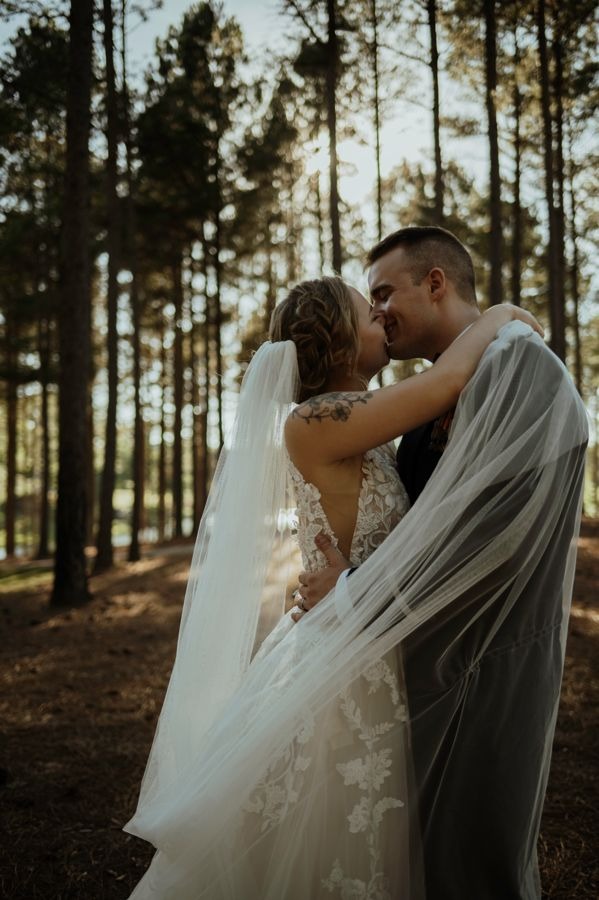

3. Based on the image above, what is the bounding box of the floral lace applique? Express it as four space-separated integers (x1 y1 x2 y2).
245 444 411 894
322 858 394 900
288 442 409 572
320 661 406 898
242 712 315 831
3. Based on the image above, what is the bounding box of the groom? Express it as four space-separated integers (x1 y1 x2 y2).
293 225 587 899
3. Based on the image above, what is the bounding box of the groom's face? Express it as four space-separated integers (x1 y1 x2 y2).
368 246 437 361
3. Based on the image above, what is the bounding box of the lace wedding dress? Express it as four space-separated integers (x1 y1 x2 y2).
128 442 423 900
230 443 420 900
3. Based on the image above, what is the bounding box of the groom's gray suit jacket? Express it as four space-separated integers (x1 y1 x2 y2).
396 341 586 900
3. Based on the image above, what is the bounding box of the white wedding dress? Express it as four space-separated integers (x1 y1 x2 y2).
128 442 422 899
208 444 418 900
209 443 418 899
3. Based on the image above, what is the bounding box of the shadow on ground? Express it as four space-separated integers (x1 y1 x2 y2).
0 524 597 898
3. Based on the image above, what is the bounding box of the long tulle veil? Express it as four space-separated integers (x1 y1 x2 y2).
126 339 300 825
124 322 588 899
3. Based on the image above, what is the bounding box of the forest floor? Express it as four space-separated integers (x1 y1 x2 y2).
0 522 598 900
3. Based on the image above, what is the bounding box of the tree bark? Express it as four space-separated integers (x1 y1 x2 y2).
158 315 167 542
190 259 207 532
264 224 276 333
200 232 212 508
200 319 210 508
128 280 144 559
537 0 565 360
213 201 224 452
326 0 342 272
37 132 54 559
25 394 35 555
86 388 95 547
5 316 17 559
312 172 326 271
51 0 94 606
427 0 444 224
566 127 582 394
36 316 51 558
594 404 599 515
370 0 383 239
553 32 567 359
95 0 120 572
286 161 298 283
172 257 185 538
484 0 503 305
122 0 144 562
510 24 522 307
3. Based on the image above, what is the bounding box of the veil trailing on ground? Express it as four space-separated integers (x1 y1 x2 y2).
124 322 588 899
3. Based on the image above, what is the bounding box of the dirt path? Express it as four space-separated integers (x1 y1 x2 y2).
0 524 597 899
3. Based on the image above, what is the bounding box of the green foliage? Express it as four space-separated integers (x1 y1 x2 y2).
1 0 598 558
134 2 245 265
0 15 68 393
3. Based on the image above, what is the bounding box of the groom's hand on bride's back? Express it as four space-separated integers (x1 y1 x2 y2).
291 534 352 623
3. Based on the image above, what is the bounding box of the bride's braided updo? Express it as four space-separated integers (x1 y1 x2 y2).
269 276 359 402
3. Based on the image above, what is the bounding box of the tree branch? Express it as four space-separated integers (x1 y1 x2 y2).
378 42 428 66
281 0 324 45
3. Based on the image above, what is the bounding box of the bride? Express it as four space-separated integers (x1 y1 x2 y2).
123 276 571 899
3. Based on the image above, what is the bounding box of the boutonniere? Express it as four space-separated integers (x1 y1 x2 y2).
429 409 455 453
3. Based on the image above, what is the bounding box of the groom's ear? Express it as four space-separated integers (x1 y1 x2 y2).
427 266 446 302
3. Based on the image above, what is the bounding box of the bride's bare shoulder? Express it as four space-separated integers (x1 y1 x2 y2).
285 394 366 476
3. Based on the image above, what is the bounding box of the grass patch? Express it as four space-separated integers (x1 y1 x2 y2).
0 565 53 594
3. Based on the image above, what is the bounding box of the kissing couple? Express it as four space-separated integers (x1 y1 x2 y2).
124 225 588 900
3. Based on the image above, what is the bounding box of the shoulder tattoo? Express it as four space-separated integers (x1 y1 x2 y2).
291 391 373 425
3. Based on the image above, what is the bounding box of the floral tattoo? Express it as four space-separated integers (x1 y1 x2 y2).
292 391 374 425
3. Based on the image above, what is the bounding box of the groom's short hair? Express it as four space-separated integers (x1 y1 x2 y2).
367 225 478 305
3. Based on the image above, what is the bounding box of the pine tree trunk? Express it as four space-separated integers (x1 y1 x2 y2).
5 317 17 559
121 0 144 562
594 408 599 514
95 0 120 573
427 0 444 224
25 394 35 555
286 163 298 283
128 279 144 559
86 388 95 547
510 26 522 307
200 328 210 510
213 207 224 452
51 0 94 607
484 0 503 305
172 257 185 538
566 128 582 394
313 173 326 271
37 317 51 558
138 402 146 535
158 315 167 543
370 0 383 240
326 0 342 273
537 0 565 360
37 134 53 559
264 229 276 333
200 233 211 508
552 33 567 360
190 276 204 532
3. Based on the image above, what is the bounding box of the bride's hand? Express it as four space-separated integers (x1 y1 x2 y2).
481 304 544 338
436 303 545 388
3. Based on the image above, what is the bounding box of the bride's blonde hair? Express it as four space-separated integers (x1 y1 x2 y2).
269 276 359 402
